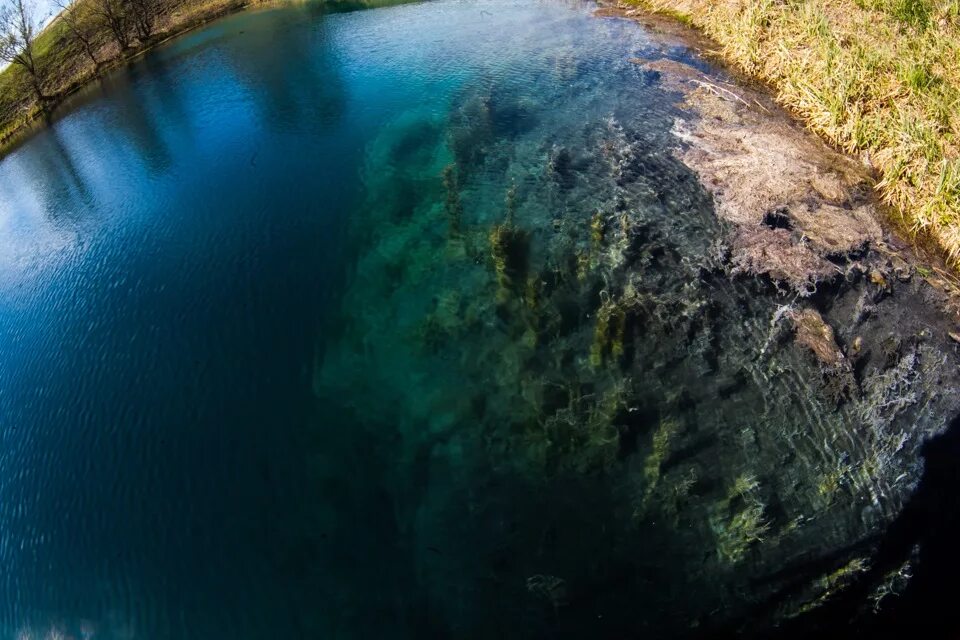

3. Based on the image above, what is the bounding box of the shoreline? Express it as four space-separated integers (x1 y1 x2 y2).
598 1 960 305
612 0 960 272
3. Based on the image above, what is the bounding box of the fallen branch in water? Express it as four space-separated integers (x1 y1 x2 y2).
692 79 751 108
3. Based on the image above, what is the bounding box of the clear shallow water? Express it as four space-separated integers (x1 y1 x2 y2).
0 1 850 638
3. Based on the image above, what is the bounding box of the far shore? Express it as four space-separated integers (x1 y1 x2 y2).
0 0 257 154
0 0 413 157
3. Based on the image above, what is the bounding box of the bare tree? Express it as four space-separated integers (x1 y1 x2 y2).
55 0 100 69
0 0 45 104
126 0 158 43
93 0 129 51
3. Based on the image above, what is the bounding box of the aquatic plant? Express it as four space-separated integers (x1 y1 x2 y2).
590 210 606 253
660 466 699 523
636 417 703 524
487 183 530 303
727 473 760 500
642 416 681 499
711 474 771 565
816 466 849 504
792 557 870 617
527 401 620 476
441 163 463 237
514 374 635 477
575 251 591 282
589 293 628 368
869 552 915 612
504 180 517 226
519 274 546 345
489 223 528 303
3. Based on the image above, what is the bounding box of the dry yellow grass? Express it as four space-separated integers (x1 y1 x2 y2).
628 0 960 262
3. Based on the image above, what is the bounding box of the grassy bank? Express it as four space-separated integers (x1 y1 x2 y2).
627 0 960 262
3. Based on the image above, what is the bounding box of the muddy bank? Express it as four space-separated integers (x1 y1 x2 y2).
593 3 960 634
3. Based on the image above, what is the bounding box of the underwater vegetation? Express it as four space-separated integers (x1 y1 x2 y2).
589 293 627 368
488 187 529 304
710 474 771 566
442 163 463 237
314 11 960 638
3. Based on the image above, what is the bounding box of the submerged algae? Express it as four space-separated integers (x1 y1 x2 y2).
711 474 771 566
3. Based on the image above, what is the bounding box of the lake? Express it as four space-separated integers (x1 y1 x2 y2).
0 1 952 638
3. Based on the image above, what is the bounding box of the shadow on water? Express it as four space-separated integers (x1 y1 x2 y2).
134 53 192 139
10 125 94 220
221 7 347 135
111 68 173 172
43 128 93 209
836 413 960 637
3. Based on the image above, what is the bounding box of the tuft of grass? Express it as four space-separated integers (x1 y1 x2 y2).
887 0 933 27
900 62 940 93
629 0 960 265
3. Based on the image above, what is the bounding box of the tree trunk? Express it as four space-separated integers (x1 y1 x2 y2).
110 23 129 50
29 72 45 106
81 39 99 68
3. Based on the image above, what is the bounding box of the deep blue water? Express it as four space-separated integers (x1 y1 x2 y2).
0 2 733 638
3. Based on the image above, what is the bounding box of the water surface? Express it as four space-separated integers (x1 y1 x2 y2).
0 1 858 638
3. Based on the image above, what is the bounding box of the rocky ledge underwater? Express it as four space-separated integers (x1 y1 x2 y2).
306 3 960 638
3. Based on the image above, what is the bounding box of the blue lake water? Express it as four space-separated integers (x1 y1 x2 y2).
0 1 849 638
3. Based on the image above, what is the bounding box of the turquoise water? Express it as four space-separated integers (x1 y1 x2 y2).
0 1 863 638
